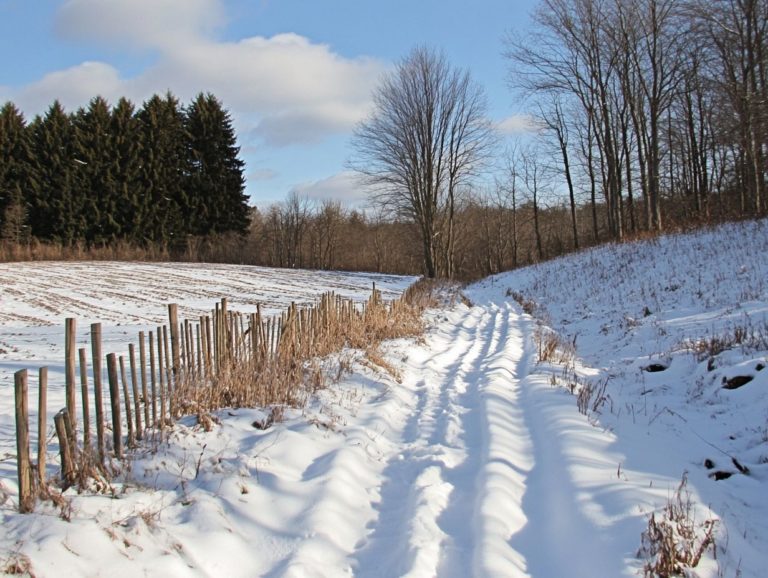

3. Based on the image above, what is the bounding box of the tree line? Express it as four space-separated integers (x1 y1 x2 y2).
505 0 768 246
188 191 585 281
348 1 768 278
3 0 766 280
0 92 249 246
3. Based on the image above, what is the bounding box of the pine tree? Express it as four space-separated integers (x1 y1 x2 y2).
137 92 189 245
72 96 115 243
110 97 143 243
0 102 35 241
28 101 81 243
185 92 249 236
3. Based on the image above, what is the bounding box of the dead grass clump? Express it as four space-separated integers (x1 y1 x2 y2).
576 377 610 416
167 281 430 421
2 553 35 577
363 345 403 382
682 319 768 361
535 326 576 365
638 472 717 577
402 278 444 310
507 289 537 316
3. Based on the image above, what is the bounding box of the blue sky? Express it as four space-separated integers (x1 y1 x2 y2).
0 0 538 207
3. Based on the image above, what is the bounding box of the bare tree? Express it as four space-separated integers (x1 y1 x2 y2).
351 46 495 278
308 199 344 270
539 96 580 249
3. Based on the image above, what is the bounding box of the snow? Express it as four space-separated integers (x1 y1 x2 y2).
1 220 767 576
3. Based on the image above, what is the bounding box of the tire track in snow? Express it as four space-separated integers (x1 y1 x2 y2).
352 304 496 577
353 298 625 578
506 310 626 577
469 302 536 577
435 302 513 578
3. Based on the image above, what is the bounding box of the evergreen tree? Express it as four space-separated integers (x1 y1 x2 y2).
185 92 249 235
72 96 115 243
28 101 81 243
0 102 35 241
137 92 189 245
110 97 143 243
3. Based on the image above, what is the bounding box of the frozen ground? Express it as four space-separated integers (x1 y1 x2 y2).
0 220 766 577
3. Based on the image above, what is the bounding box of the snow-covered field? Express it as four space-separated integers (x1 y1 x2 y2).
1 220 766 577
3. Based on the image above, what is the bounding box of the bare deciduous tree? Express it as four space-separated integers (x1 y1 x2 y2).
351 46 495 278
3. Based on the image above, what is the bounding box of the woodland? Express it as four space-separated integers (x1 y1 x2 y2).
1 0 767 279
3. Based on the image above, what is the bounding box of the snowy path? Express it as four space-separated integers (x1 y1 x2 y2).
0 292 643 578
340 299 632 577
1 285 642 577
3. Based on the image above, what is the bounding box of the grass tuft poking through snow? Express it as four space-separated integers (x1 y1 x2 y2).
638 472 717 578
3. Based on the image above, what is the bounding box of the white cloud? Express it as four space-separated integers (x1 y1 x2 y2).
135 35 382 144
254 105 368 147
55 0 225 50
290 171 372 206
497 114 541 135
16 61 123 113
13 9 386 146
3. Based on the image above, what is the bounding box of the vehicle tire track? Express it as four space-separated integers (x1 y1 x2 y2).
351 304 496 577
351 301 537 577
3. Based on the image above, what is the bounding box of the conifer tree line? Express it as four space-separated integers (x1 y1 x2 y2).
0 92 249 246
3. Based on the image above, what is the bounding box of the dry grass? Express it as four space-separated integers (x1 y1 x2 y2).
576 376 610 416
2 553 35 577
534 326 576 366
681 319 768 361
168 280 429 416
507 288 537 316
362 345 403 382
0 239 171 263
638 472 717 577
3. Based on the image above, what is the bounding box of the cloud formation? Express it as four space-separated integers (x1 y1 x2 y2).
55 0 225 50
15 61 123 114
290 171 372 206
10 1 386 149
497 114 541 135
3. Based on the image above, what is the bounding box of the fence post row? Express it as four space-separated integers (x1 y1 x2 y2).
12 286 401 512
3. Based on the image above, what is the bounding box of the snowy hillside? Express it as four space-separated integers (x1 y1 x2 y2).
472 218 768 577
1 220 767 577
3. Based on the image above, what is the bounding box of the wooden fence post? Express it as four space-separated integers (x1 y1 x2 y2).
119 356 134 448
91 323 105 463
149 330 157 427
78 348 91 451
54 409 75 488
65 318 77 435
157 328 166 431
168 304 181 376
139 332 150 431
204 316 212 376
220 298 229 366
106 353 123 459
14 370 33 512
129 344 143 440
162 325 173 418
196 322 203 378
37 367 48 490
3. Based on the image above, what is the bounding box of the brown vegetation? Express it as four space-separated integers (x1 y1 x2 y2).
13 278 438 510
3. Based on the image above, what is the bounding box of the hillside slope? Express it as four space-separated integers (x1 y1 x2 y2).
1 221 766 577
472 218 768 577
